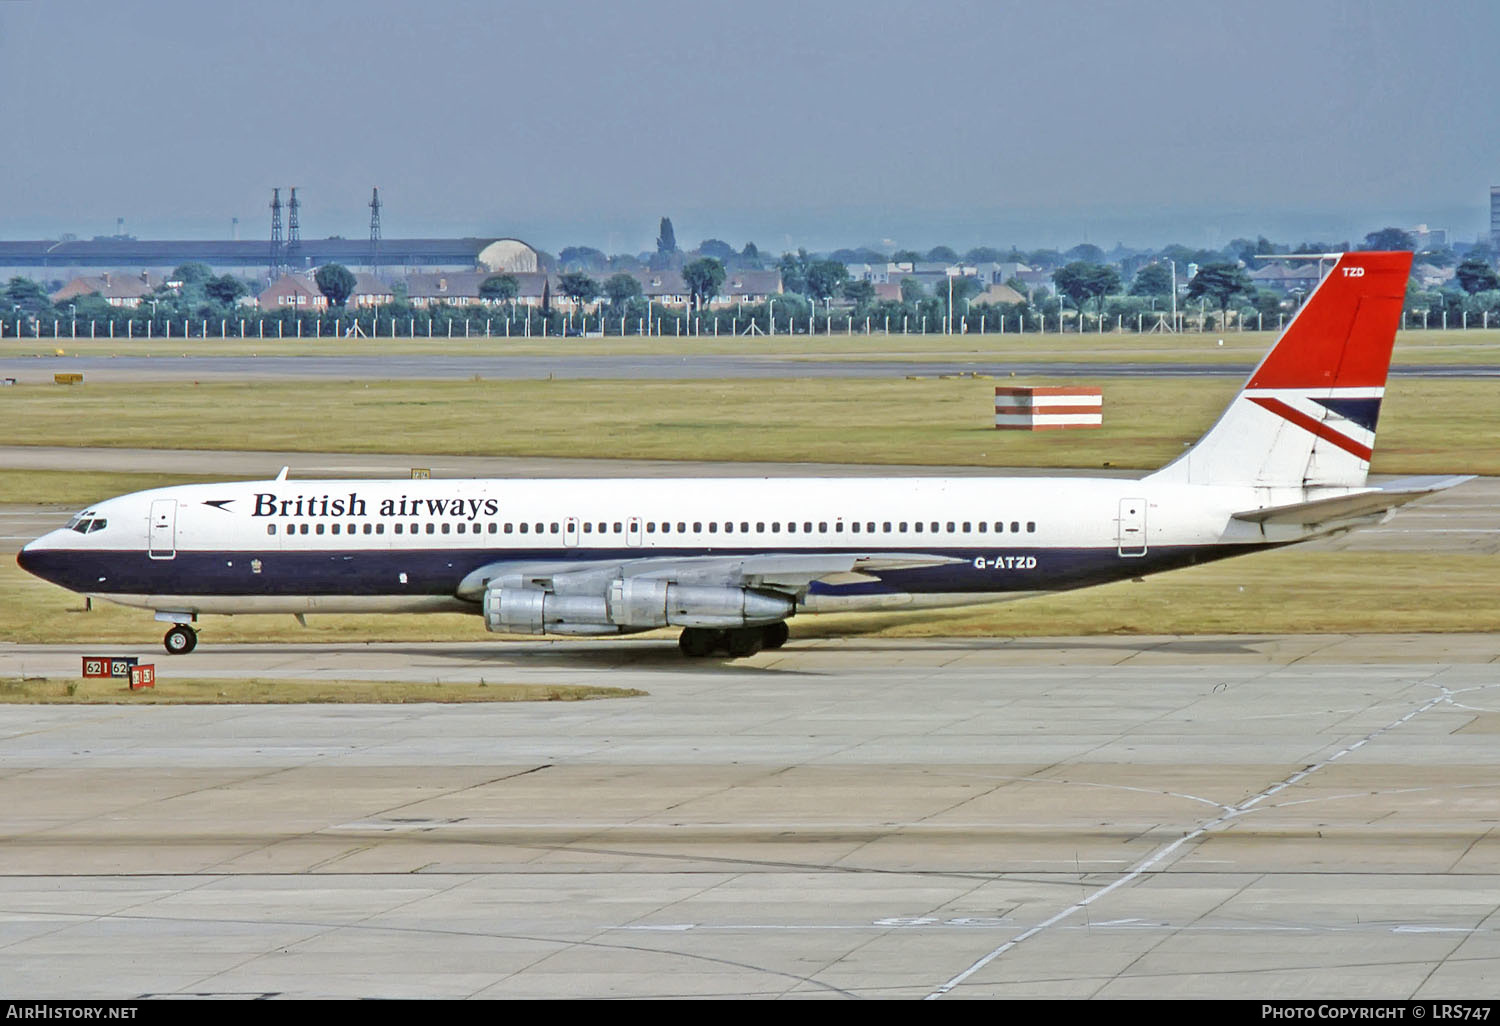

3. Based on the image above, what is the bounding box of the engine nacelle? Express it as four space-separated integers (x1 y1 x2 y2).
483 587 623 636
484 580 794 636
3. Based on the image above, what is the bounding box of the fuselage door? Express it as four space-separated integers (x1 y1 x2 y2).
1117 497 1147 557
627 517 642 547
148 499 177 560
564 517 579 547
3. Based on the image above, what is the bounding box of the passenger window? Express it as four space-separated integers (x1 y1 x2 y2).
804 522 813 532
411 523 419 535
722 522 731 533
883 522 891 532
693 522 702 532
786 522 796 534
913 522 922 533
504 523 513 533
550 523 559 534
394 524 402 535
1011 521 1020 533
315 523 325 535
332 524 341 535
962 522 971 532
583 522 592 533
267 525 276 536
1027 522 1036 533
834 522 843 533
977 522 986 533
866 522 875 532
646 522 656 533
536 523 544 534
772 522 780 532
441 523 451 534
931 522 939 532
425 523 435 535
613 522 622 533
708 523 717 533
487 523 496 534
741 522 749 532
899 522 907 531
301 524 309 535
946 522 955 532
376 524 385 534
677 522 686 533
456 523 466 534
519 523 528 534
851 522 860 533
756 522 764 532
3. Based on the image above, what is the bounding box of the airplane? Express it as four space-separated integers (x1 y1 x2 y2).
17 250 1469 659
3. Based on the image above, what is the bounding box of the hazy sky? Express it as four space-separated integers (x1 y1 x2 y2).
3 0 1498 253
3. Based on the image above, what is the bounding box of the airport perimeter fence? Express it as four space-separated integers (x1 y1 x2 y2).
3 305 1498 341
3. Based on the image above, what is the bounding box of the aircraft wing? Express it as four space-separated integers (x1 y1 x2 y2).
1230 475 1473 528
455 551 963 600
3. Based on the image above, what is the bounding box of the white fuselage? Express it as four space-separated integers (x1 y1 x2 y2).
19 474 1307 619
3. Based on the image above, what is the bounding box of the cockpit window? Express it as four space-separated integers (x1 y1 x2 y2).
65 511 107 534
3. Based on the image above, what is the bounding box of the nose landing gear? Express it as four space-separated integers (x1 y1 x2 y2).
163 624 198 655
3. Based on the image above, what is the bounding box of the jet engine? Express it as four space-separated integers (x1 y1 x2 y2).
483 578 794 636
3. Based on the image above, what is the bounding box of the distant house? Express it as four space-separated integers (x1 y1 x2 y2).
1412 263 1456 290
402 271 490 307
349 274 395 308
969 283 1025 306
50 271 157 308
1246 263 1321 295
710 270 781 306
257 274 328 310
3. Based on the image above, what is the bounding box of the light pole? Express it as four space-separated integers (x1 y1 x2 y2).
1169 260 1177 331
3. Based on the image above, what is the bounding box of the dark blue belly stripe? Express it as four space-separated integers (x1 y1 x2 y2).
20 543 1276 603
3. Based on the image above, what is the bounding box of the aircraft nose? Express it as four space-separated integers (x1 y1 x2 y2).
17 535 58 583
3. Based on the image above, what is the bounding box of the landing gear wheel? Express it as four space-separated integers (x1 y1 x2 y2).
163 624 197 655
725 627 764 658
762 622 790 650
678 627 716 658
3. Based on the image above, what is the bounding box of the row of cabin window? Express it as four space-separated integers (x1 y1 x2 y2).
266 519 1038 537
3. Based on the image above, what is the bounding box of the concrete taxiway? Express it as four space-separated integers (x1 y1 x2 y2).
2 634 1500 999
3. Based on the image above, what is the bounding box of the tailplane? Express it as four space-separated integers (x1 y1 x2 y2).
1147 250 1412 489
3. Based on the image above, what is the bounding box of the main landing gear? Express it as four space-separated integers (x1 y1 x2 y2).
163 624 198 655
678 621 790 659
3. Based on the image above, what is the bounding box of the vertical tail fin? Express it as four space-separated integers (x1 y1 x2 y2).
1147 250 1412 489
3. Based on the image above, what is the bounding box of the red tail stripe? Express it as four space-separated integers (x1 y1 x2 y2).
1248 396 1373 461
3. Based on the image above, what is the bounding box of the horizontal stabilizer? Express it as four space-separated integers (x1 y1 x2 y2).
1231 475 1472 527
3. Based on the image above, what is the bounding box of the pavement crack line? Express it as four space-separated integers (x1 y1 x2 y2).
924 668 1460 999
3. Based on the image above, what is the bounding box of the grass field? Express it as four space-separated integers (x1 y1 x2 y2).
10 327 1500 364
3 374 1495 478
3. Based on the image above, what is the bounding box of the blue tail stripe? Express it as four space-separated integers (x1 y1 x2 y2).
1313 397 1381 433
